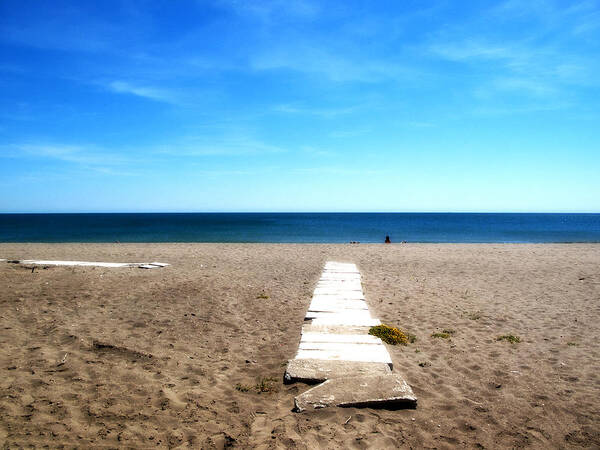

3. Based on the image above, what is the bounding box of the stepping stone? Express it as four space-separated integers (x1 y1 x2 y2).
316 280 362 286
300 333 381 344
311 316 381 327
295 345 392 366
284 359 391 384
305 310 372 320
294 374 417 412
298 341 385 351
312 293 366 301
301 324 373 335
308 299 369 312
320 274 361 281
316 284 362 291
313 288 364 295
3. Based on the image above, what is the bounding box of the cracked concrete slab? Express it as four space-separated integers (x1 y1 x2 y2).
294 374 417 412
284 359 391 384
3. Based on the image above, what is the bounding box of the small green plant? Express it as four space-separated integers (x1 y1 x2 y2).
235 377 278 394
235 383 251 392
431 329 454 339
256 292 270 300
567 342 578 346
256 377 278 393
497 334 521 344
369 324 410 345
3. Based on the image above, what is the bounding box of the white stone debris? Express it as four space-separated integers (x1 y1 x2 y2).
11 260 169 269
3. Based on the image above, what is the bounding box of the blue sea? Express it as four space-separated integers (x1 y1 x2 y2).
1 213 599 243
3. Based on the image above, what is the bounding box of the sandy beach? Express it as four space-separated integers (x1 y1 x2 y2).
0 243 599 448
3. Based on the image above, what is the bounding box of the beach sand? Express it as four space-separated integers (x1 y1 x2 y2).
0 243 599 448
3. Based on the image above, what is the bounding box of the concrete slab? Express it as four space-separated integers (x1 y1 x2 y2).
316 280 362 287
313 288 364 295
324 262 358 270
317 277 361 282
301 324 373 335
300 333 381 344
309 298 368 307
294 374 417 412
311 316 381 327
317 282 362 288
284 359 391 384
299 341 384 350
322 269 359 275
15 260 170 269
316 285 363 291
312 293 366 301
305 311 372 320
295 347 392 366
19 260 133 268
320 274 361 280
308 300 368 312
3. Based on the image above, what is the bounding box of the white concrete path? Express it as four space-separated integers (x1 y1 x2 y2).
283 261 418 410
290 261 391 366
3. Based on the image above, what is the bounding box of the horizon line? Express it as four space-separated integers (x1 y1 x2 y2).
1 211 600 215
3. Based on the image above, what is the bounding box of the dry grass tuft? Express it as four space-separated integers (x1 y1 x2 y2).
369 324 412 345
497 334 521 344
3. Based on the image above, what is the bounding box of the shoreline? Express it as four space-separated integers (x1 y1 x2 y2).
1 243 599 447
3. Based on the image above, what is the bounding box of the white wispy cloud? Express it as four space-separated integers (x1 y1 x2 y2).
292 166 392 176
250 44 417 83
108 80 177 103
273 103 359 117
406 121 435 128
216 0 319 21
299 145 337 157
328 128 371 138
2 143 137 175
430 41 513 62
153 136 286 156
428 0 600 104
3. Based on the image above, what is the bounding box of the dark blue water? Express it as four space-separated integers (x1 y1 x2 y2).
1 213 599 243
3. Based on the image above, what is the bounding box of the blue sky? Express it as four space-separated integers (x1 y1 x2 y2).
1 0 599 212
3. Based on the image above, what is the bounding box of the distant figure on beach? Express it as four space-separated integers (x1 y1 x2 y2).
385 235 391 244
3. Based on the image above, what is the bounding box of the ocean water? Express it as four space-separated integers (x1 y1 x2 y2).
1 213 599 243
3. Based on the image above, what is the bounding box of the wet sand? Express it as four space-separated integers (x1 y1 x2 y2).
0 243 599 448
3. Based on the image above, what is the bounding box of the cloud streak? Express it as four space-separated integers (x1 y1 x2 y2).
107 80 177 103
153 136 286 157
